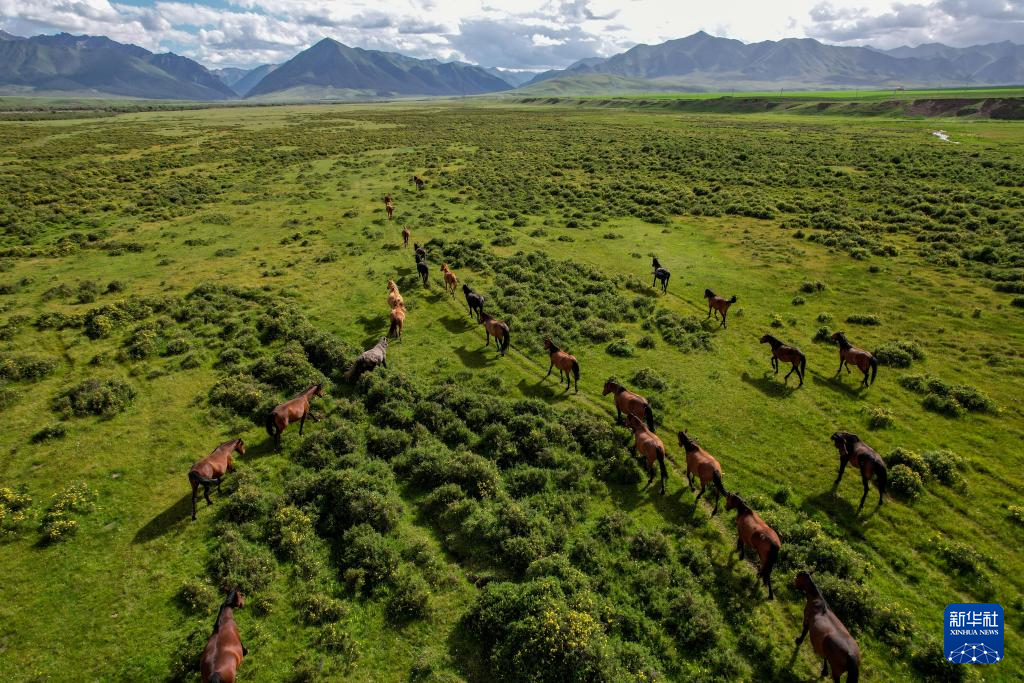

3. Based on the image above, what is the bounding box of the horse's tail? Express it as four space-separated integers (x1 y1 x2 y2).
846 654 859 683
657 446 668 482
500 326 510 353
760 542 780 580
712 469 727 497
388 317 400 338
876 462 887 497
869 356 878 385
729 295 737 304
644 403 655 432
189 470 219 487
265 410 277 438
799 353 807 378
209 674 223 683
571 358 580 381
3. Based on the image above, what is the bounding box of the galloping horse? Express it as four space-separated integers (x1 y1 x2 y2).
189 438 245 520
387 279 404 309
543 338 579 393
725 492 781 599
411 175 425 191
602 380 655 431
402 227 410 248
760 334 807 386
414 243 426 262
388 303 406 341
463 284 485 322
794 571 861 683
384 194 394 220
831 332 877 387
266 384 322 450
416 259 429 287
704 289 738 328
626 413 668 495
480 312 510 356
651 257 671 294
200 588 247 683
830 431 887 512
344 337 388 382
441 263 458 297
677 430 727 515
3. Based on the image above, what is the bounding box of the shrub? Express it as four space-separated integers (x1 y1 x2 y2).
846 314 880 326
922 393 966 417
207 528 276 593
221 480 270 524
386 566 431 622
817 313 833 323
933 535 988 577
629 529 669 562
53 378 136 418
900 374 997 416
1008 505 1024 526
800 280 826 293
866 407 894 430
177 578 217 614
207 374 275 422
911 636 970 682
0 354 59 382
888 464 924 500
922 450 967 488
0 485 33 534
31 424 68 443
298 593 347 625
605 340 634 357
813 326 833 343
396 443 500 499
630 367 666 390
268 505 316 560
293 419 359 469
316 623 359 661
167 627 208 682
813 574 877 632
662 589 724 652
873 340 925 368
341 524 399 589
886 448 929 479
250 341 326 393
791 296 805 306
770 313 784 328
636 334 656 349
366 426 412 460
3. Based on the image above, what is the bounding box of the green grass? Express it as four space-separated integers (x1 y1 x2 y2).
0 102 1022 681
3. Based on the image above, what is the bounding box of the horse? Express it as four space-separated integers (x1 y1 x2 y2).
387 279 404 309
725 492 781 599
344 337 388 382
200 588 247 683
704 289 738 328
651 257 670 294
384 194 394 220
830 431 887 512
625 413 668 495
602 380 655 431
417 259 429 287
388 303 406 341
480 312 510 356
831 332 877 387
794 571 861 683
414 243 426 262
760 334 806 387
543 338 579 393
463 284 485 322
189 439 245 521
411 175 425 191
677 430 727 515
441 263 458 296
266 384 322 450
402 227 410 248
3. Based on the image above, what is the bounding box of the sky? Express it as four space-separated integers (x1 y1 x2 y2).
1 0 1022 71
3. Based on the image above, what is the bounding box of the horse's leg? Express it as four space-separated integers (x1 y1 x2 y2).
615 407 622 424
712 488 720 516
695 481 706 501
833 456 848 489
858 469 870 512
765 565 774 599
820 658 829 679
299 411 306 436
706 304 712 319
835 357 844 377
545 361 553 378
784 363 795 383
565 369 571 392
191 482 199 520
720 311 727 328
687 471 694 491
204 484 213 506
736 534 745 558
642 461 654 491
795 620 809 646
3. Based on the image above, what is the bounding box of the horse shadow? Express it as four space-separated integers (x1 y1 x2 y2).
809 371 866 398
240 439 276 461
439 314 473 334
355 313 386 336
454 344 496 369
515 378 575 403
132 492 193 544
800 488 870 535
741 371 799 398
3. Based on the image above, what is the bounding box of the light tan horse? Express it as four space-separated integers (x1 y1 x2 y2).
725 492 781 599
543 338 579 393
794 571 861 682
388 303 406 341
402 227 410 248
201 588 247 683
625 414 668 495
189 438 245 520
441 263 458 297
677 430 727 515
266 384 323 450
602 380 655 431
387 279 404 309
385 194 394 220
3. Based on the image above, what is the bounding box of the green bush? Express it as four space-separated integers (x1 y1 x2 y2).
53 378 136 418
177 578 217 614
630 367 666 390
922 450 967 488
813 325 833 343
886 448 929 480
298 593 347 625
888 464 924 500
1008 505 1024 526
207 374 275 422
0 354 59 382
911 636 971 682
846 314 880 326
866 406 894 430
386 566 431 622
366 426 413 460
662 589 724 652
341 524 399 590
207 528 276 593
873 340 925 367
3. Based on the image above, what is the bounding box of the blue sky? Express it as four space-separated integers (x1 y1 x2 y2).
1 1 1021 70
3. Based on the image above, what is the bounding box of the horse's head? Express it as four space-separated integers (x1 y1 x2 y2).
225 588 245 609
830 331 847 346
312 383 324 398
830 430 857 456
462 283 471 294
759 334 774 345
387 279 396 290
704 288 714 299
379 336 389 349
652 256 660 268
793 570 815 592
543 337 553 352
235 439 246 456
677 430 696 450
625 413 645 431
724 492 746 512
602 379 620 396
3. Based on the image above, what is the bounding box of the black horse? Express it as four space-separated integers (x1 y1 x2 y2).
463 284 485 322
417 259 428 286
414 243 426 262
652 256 671 294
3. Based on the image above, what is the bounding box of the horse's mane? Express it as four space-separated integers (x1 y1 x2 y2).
729 494 752 514
214 438 240 451
705 288 715 298
802 573 831 613
762 334 780 345
605 379 623 392
545 339 560 353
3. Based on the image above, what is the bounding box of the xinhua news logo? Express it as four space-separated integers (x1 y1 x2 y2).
944 603 1004 664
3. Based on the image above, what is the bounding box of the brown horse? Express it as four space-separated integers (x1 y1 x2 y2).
410 175 425 191
201 588 247 683
402 227 410 248
189 439 245 520
441 263 458 296
725 492 781 599
480 312 510 356
830 431 887 512
626 413 668 495
388 303 406 341
760 334 807 387
602 380 655 431
387 279 404 309
677 430 727 515
384 194 394 220
543 338 579 393
704 289 738 328
831 332 877 387
794 571 861 682
266 384 322 449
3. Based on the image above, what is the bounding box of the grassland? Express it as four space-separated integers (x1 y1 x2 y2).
1 102 1023 682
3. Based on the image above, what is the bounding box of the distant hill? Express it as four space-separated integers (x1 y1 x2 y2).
481 67 536 87
212 64 278 96
245 38 510 99
522 32 1024 92
0 32 236 100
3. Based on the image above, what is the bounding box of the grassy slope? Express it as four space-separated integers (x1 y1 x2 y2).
0 104 1022 681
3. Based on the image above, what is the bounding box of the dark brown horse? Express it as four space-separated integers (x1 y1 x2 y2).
402 226 410 248
384 194 394 220
602 380 655 431
651 256 670 294
677 430 727 515
463 284 485 322
704 289 737 328
543 338 579 393
414 243 426 262
794 571 861 682
725 492 781 599
189 439 245 520
626 413 668 495
830 431 887 512
760 334 807 386
480 312 510 356
201 588 247 683
441 263 458 296
266 384 322 449
831 332 877 387
410 175 425 191
388 303 406 341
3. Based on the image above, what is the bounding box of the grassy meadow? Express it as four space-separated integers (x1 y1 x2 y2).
1 102 1023 682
